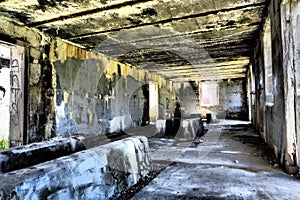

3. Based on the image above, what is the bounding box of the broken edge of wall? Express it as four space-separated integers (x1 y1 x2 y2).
0 136 151 199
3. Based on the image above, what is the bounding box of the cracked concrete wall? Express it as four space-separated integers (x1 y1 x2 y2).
0 16 55 145
252 0 300 168
50 38 172 136
280 0 300 168
252 28 266 137
253 0 286 165
280 0 297 168
0 16 174 143
175 80 248 120
294 3 300 168
173 82 199 119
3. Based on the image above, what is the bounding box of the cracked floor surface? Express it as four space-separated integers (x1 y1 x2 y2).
128 120 300 200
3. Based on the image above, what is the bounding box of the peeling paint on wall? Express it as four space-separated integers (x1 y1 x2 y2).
50 38 173 136
0 16 56 145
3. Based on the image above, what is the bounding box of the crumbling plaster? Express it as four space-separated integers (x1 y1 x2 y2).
0 16 55 144
251 0 300 169
252 0 286 165
0 0 267 82
50 38 174 136
284 0 300 171
0 15 249 145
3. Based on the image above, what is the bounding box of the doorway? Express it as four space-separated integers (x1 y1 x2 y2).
149 82 159 123
0 41 25 149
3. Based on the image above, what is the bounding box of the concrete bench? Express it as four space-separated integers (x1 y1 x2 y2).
0 133 129 174
155 117 204 139
206 112 217 123
0 136 151 199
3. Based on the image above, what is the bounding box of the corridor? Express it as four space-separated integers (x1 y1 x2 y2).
123 121 300 199
0 0 300 199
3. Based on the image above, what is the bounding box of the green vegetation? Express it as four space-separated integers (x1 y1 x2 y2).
0 138 9 150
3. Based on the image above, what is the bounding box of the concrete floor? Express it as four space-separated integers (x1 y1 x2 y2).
127 120 300 200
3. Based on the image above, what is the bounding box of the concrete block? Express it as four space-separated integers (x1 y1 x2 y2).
181 119 198 139
0 136 86 173
0 136 151 199
211 112 217 122
155 120 166 135
155 118 201 139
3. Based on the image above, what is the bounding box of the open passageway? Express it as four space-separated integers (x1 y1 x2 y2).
119 120 300 200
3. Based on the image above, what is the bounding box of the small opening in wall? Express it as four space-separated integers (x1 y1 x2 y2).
201 81 219 107
0 41 25 149
263 17 274 105
117 64 121 76
149 82 159 122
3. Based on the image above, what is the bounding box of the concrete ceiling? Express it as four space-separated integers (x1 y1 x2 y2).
0 0 268 82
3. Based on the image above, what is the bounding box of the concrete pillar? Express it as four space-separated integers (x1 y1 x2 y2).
280 0 298 169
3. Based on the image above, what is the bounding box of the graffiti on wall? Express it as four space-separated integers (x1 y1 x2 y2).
10 59 20 126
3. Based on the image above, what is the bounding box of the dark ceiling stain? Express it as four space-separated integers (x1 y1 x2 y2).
0 8 31 23
37 0 57 12
141 8 157 17
226 20 236 26
118 49 193 66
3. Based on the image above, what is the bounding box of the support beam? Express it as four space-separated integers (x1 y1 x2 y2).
68 2 266 39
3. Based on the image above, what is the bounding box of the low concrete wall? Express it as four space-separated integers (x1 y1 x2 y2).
0 133 130 173
0 136 151 199
155 118 203 139
0 137 85 173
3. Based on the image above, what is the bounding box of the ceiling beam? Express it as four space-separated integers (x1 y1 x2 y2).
169 74 247 82
28 0 153 27
67 2 266 39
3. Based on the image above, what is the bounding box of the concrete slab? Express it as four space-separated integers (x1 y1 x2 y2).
132 164 300 200
130 121 300 199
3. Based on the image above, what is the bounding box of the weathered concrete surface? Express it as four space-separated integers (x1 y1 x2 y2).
0 16 55 145
51 38 173 137
0 136 85 173
280 0 299 171
0 2 257 146
129 121 300 199
0 133 131 173
0 0 268 81
0 136 151 200
154 118 203 139
293 2 300 170
198 79 248 120
132 164 300 200
251 0 300 168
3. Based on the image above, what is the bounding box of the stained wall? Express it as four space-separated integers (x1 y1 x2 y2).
50 39 173 136
251 0 300 168
0 16 55 145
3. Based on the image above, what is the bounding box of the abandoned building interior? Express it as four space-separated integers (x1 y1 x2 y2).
0 0 300 199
